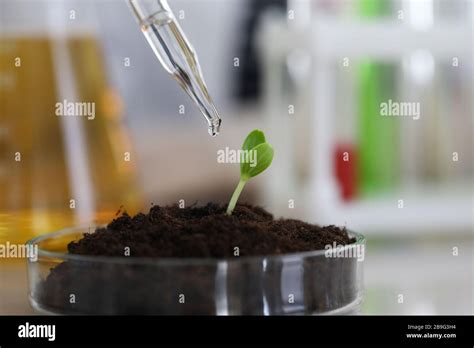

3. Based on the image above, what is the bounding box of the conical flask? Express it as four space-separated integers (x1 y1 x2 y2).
0 0 143 244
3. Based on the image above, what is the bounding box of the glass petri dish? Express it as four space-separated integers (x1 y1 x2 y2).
26 226 365 315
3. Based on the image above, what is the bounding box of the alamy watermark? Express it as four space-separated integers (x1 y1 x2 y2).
324 242 365 262
0 242 38 262
55 99 95 120
217 147 257 167
18 322 55 341
380 99 420 120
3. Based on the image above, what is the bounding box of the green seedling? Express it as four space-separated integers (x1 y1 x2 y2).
226 129 274 215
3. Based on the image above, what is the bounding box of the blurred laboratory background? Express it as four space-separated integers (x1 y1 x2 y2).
0 0 473 315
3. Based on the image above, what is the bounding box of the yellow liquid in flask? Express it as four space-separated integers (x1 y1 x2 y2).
0 36 142 245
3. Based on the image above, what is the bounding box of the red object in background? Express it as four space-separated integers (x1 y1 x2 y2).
334 143 358 201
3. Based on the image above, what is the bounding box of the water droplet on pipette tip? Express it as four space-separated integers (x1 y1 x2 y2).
208 119 222 137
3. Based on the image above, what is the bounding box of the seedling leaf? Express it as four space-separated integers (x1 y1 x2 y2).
227 129 274 215
240 143 274 180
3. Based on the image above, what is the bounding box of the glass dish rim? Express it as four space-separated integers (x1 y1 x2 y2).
26 225 366 266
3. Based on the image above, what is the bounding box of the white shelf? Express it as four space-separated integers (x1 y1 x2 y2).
308 189 473 235
311 17 472 60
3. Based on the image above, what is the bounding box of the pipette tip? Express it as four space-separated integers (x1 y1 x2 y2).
208 118 222 137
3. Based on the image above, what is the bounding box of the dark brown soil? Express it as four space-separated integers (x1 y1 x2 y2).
38 204 358 315
67 203 354 258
